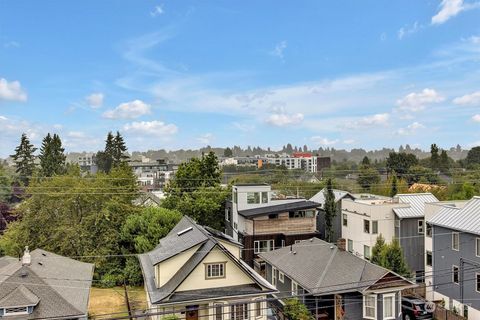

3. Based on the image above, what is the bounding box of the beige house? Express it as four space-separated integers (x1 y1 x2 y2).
139 216 276 320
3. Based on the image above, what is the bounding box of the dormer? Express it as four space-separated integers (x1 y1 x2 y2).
0 285 39 317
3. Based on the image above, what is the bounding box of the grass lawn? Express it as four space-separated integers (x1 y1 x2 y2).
89 286 147 318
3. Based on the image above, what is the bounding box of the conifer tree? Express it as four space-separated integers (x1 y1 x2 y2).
10 133 37 185
113 131 128 166
324 178 336 242
430 143 440 171
390 174 398 197
39 133 66 177
371 234 386 265
97 132 115 173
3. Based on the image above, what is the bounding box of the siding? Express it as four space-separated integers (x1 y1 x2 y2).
317 206 342 242
399 217 425 274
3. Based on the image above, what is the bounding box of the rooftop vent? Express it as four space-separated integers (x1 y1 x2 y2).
177 227 193 236
38 262 43 266
293 251 297 255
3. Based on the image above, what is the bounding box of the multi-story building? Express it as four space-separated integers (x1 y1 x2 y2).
225 184 320 269
262 153 330 173
77 152 97 173
427 196 480 319
128 158 174 191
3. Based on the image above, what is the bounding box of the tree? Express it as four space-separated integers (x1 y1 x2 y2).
97 132 116 173
113 131 129 166
371 235 386 265
439 150 450 173
0 163 12 203
284 298 314 320
390 175 398 197
465 146 480 167
386 152 418 176
39 133 66 177
406 165 441 186
323 178 336 242
223 147 233 157
381 239 410 276
361 156 371 166
357 166 380 191
430 143 440 170
10 133 37 185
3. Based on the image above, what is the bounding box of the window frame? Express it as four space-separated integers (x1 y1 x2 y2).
247 192 260 204
205 262 226 279
383 293 396 320
476 238 480 257
347 239 353 253
363 294 377 320
476 273 480 293
364 245 371 260
272 266 277 286
452 232 460 251
291 281 299 296
214 303 224 320
453 265 459 284
4 307 29 316
426 223 432 237
230 303 249 320
364 219 370 234
426 251 432 267
418 220 424 234
254 300 262 318
225 208 231 222
279 271 285 283
254 240 275 254
261 192 269 203
343 213 348 227
372 220 378 234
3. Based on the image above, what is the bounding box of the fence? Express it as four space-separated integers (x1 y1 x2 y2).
433 305 466 320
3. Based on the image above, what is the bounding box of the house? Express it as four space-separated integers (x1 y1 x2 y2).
133 192 162 207
225 184 320 269
129 158 174 192
341 193 438 279
259 237 415 320
427 196 480 319
138 216 277 320
310 188 355 242
0 247 94 319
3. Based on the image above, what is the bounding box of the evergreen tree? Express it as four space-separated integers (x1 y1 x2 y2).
113 131 128 166
223 147 233 157
39 133 66 177
361 156 371 166
10 133 37 185
324 178 336 242
381 239 410 276
371 235 386 265
390 175 398 197
97 132 115 173
357 166 380 191
439 150 450 173
430 143 440 171
284 298 314 320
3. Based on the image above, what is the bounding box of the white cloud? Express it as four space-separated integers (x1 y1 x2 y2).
67 131 88 139
265 107 304 127
344 113 390 129
453 91 480 106
85 92 104 108
233 122 255 132
396 88 444 112
398 21 421 40
311 136 339 146
197 133 214 145
103 99 151 119
123 120 178 137
472 114 480 122
270 41 287 61
150 5 164 17
3 41 20 48
431 0 480 25
343 139 355 144
396 122 425 135
0 78 27 102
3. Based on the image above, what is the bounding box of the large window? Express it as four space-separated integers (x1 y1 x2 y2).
383 294 395 320
254 240 275 254
418 220 424 234
205 263 225 279
363 295 376 319
233 190 238 204
231 303 249 320
372 221 378 234
214 304 223 320
364 220 370 233
452 232 460 251
343 214 348 226
426 251 432 267
347 239 353 253
453 265 459 284
364 245 371 260
247 192 260 204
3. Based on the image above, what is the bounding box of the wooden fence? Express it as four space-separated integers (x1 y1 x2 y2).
433 305 466 320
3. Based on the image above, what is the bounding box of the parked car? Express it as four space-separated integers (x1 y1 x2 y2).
401 296 433 320
266 307 278 320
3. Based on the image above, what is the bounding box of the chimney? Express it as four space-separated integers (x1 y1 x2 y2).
337 238 346 251
22 246 31 266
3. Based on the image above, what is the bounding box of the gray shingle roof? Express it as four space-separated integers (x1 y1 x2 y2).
393 193 439 218
238 200 320 218
259 238 413 296
309 189 355 206
428 197 480 234
0 285 39 307
0 249 94 318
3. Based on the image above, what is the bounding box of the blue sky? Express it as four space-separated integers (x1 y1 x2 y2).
1 0 480 157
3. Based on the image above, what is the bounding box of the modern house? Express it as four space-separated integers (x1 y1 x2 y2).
0 247 94 319
341 193 438 279
310 188 355 242
259 238 415 320
129 158 175 192
225 184 320 269
138 216 277 320
427 196 480 319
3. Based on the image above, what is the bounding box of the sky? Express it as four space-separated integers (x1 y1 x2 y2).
1 0 480 157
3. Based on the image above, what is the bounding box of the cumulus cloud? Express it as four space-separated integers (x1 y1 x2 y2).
344 113 390 129
311 136 339 146
397 122 425 135
85 93 104 108
103 100 151 119
123 120 178 136
472 114 480 122
150 5 164 17
197 133 214 145
270 41 287 61
265 108 304 127
453 91 480 106
396 88 444 112
431 0 479 25
0 78 27 102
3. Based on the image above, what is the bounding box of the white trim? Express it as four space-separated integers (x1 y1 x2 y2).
363 294 377 320
272 266 277 287
279 271 285 283
213 302 224 320
291 281 298 296
4 306 29 316
418 220 424 234
253 298 263 318
452 232 460 251
383 293 396 320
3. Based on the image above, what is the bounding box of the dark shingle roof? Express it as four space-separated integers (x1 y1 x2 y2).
238 200 320 218
0 285 39 307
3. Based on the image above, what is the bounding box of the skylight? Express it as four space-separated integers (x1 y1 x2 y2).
177 227 193 236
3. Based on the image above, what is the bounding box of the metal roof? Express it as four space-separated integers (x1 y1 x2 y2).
428 197 480 235
309 188 355 206
238 200 320 218
393 193 439 218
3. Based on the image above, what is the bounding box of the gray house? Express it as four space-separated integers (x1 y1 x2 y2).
0 247 94 319
259 238 415 320
310 189 355 242
428 196 480 319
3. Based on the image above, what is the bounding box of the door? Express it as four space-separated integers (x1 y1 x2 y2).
186 305 199 320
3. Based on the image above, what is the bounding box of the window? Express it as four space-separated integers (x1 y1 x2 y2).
347 239 353 253
476 273 480 293
262 192 268 203
426 223 432 237
363 295 376 319
247 192 260 204
205 263 225 279
279 271 285 283
343 214 348 226
476 238 480 257
364 245 371 260
214 304 223 320
234 190 238 204
225 208 231 222
231 303 249 320
268 214 278 219
453 265 459 284
426 251 432 267
291 281 298 296
4 307 28 315
418 220 424 234
394 219 400 228
383 294 395 320
372 220 378 234
254 240 274 254
452 232 460 251
255 300 262 317
364 220 370 233
272 267 277 286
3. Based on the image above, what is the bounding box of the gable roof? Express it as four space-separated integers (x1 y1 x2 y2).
393 193 439 218
139 216 276 305
133 192 162 207
309 189 355 207
0 249 94 318
428 197 480 235
238 200 320 218
259 238 414 296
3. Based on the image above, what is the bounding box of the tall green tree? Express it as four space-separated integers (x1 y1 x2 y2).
0 163 12 203
381 239 410 276
465 146 480 167
10 133 37 185
430 143 440 171
113 131 129 166
361 156 371 166
439 150 450 173
97 132 116 173
323 178 336 243
39 133 66 177
390 175 398 197
223 147 233 157
371 234 386 265
357 166 381 191
386 152 418 176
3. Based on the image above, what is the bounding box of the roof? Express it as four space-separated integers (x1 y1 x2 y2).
259 238 414 296
393 193 439 219
238 200 320 218
309 188 355 206
428 197 480 235
0 249 94 318
139 216 276 304
133 192 162 206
